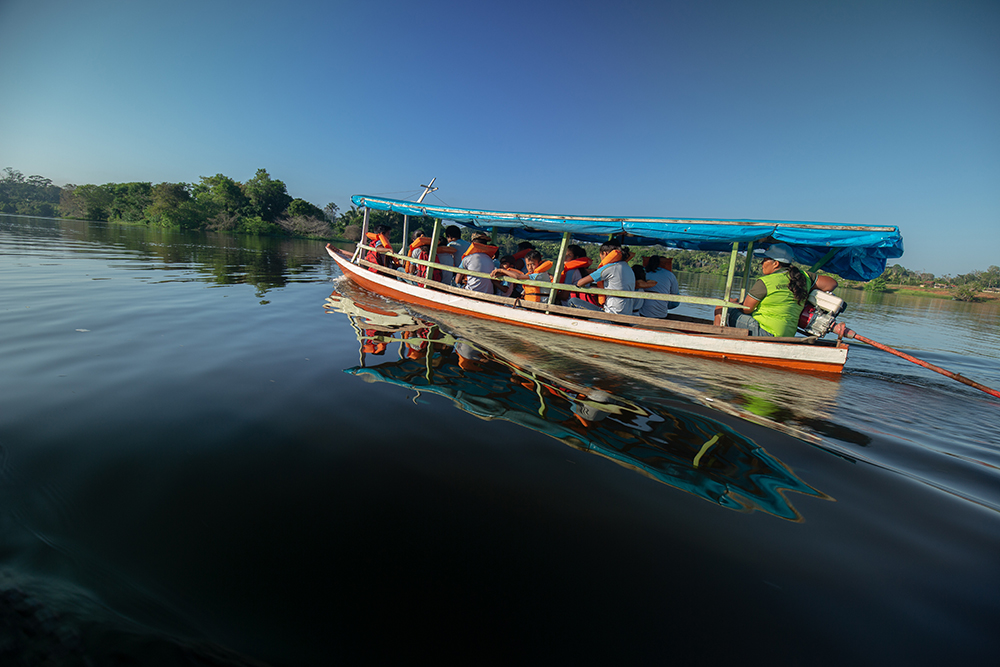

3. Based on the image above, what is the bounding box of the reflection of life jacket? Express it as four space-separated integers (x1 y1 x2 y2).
402 329 428 359
461 242 499 260
523 260 553 302
361 330 388 355
406 237 456 281
364 232 393 272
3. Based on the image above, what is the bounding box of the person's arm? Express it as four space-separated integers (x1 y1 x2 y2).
577 266 604 287
635 279 657 289
815 274 838 292
491 268 528 280
738 295 760 314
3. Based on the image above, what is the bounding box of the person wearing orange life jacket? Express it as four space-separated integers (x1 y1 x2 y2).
555 244 593 305
457 233 499 295
568 242 635 315
364 224 396 273
511 242 536 272
407 232 457 284
491 250 552 302
404 229 426 277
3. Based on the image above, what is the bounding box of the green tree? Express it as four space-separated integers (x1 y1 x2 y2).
285 198 325 220
144 182 203 229
243 169 292 223
106 182 153 222
192 174 248 219
71 184 114 220
324 202 340 222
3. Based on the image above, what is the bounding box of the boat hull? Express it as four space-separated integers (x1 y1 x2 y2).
327 246 848 373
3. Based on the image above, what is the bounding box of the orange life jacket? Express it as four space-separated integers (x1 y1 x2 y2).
461 242 499 259
364 232 393 271
589 249 624 305
405 238 456 279
522 260 553 302
557 257 594 302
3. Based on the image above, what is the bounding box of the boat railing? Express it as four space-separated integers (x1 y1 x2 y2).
351 245 834 343
355 241 733 309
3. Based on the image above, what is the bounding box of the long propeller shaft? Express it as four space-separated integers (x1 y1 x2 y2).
832 323 1000 400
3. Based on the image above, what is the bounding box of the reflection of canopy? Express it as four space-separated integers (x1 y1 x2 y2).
351 195 904 280
345 350 827 521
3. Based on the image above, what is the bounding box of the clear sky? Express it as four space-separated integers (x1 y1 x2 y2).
1 0 997 276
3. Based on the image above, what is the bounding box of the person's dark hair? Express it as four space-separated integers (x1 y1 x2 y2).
600 241 619 254
645 255 663 272
567 244 586 260
632 264 647 281
524 250 542 265
412 229 425 240
785 265 809 304
499 255 516 268
375 224 391 235
445 225 461 239
471 233 491 244
517 241 535 251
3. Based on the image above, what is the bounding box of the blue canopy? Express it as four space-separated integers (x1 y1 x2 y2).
351 195 904 281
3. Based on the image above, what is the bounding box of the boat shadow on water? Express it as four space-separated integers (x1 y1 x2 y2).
326 283 840 522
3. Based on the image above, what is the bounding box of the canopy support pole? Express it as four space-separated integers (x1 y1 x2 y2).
400 215 410 254
739 241 755 301
491 226 498 245
809 248 839 273
352 207 370 263
547 232 572 309
427 218 442 268
720 242 739 324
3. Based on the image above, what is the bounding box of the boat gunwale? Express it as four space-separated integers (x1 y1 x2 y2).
326 245 849 373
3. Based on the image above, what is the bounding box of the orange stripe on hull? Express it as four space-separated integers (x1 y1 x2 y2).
334 251 845 375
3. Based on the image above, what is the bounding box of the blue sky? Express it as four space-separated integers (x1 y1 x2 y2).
1 0 997 276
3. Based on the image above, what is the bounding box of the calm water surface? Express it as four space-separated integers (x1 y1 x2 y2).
2 215 998 665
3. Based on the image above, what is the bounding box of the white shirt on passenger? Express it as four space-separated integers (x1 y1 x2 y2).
639 268 680 318
587 261 635 315
460 252 495 294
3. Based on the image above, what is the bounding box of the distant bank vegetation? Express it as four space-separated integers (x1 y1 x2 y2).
0 166 344 240
3 167 995 300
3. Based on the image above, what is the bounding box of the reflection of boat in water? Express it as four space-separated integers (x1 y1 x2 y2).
326 288 832 521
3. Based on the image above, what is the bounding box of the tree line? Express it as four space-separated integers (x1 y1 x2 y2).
1 167 341 239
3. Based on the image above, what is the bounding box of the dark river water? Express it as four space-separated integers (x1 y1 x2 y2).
2 215 998 666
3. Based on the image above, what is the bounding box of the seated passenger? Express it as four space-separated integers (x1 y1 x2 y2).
555 245 593 305
494 255 521 298
405 230 426 276
714 243 838 337
511 241 536 271
457 233 499 295
568 242 635 315
631 264 656 315
491 250 552 302
639 255 680 318
407 231 456 284
445 225 471 263
364 224 396 272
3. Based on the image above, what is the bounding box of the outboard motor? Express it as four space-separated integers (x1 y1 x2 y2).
798 289 847 337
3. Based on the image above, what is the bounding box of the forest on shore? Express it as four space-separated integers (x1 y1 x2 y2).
3 166 996 300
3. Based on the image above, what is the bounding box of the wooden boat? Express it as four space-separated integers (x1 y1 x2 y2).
326 192 903 374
